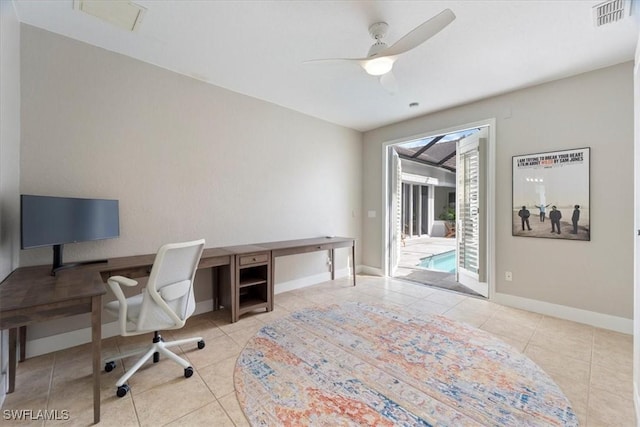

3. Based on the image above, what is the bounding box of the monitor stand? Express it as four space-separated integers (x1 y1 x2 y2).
51 244 108 276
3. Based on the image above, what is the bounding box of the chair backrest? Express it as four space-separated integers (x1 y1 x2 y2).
136 239 205 332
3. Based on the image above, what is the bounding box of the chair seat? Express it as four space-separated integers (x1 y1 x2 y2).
105 293 143 323
105 293 186 333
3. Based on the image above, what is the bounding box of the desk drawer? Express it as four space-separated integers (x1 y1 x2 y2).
239 253 269 266
100 266 150 282
272 243 334 257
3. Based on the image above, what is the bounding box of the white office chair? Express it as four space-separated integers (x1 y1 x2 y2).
103 239 206 397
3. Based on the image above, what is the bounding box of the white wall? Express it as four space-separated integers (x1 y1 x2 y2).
19 25 362 346
0 0 22 402
364 63 634 325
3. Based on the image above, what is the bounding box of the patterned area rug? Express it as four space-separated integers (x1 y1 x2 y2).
235 302 577 426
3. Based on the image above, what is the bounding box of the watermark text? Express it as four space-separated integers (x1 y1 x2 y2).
3 409 70 421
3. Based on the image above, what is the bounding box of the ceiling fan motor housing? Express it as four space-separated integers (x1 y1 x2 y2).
367 22 389 57
368 40 388 57
368 22 389 40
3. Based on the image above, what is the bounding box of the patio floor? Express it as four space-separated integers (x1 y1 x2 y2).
394 236 483 297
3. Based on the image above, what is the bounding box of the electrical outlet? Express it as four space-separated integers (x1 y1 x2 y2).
505 271 513 281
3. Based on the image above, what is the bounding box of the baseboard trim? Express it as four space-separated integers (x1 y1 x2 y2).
272 267 354 294
0 372 6 407
24 299 215 359
359 265 384 276
635 381 640 425
493 292 633 334
274 272 331 295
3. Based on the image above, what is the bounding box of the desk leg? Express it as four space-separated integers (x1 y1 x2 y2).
8 328 16 393
91 295 102 424
230 256 237 323
19 326 26 362
352 243 356 286
268 253 273 312
212 267 219 311
330 249 335 281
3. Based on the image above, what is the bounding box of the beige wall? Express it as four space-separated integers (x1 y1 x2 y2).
363 62 634 320
20 25 362 342
0 0 21 399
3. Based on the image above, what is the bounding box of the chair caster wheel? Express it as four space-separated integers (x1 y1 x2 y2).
197 340 205 349
116 384 130 398
104 361 116 372
184 367 194 378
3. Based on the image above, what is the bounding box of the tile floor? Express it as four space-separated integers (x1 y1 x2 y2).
2 275 636 426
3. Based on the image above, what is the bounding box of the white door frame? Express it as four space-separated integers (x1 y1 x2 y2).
382 118 496 299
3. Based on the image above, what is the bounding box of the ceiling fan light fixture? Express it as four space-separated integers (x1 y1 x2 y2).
363 57 394 76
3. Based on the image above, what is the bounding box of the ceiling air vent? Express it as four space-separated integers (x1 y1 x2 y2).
592 0 630 26
73 0 146 32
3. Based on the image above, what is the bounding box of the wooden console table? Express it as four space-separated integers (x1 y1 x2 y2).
0 236 355 423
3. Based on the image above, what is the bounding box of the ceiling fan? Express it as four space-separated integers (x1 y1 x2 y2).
305 9 456 94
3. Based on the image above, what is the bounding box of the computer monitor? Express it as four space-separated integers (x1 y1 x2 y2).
21 194 120 274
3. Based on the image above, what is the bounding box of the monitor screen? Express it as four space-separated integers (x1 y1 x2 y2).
21 195 120 249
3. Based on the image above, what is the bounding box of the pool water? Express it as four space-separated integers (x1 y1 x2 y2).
418 250 457 273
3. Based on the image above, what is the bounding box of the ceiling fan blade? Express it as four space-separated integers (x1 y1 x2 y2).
379 9 455 57
303 57 368 65
304 57 391 77
379 71 399 94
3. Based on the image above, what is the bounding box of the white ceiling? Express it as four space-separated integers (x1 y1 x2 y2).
12 0 639 132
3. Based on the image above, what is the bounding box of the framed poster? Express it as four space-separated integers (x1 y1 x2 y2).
512 147 590 241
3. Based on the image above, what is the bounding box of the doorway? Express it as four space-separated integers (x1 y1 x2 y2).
385 122 494 298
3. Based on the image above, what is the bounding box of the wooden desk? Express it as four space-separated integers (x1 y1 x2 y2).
260 236 356 286
0 266 105 424
99 247 235 314
0 248 234 425
0 236 356 422
96 237 355 323
100 247 234 280
220 237 356 322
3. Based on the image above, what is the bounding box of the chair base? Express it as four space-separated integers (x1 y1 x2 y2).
104 332 204 394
